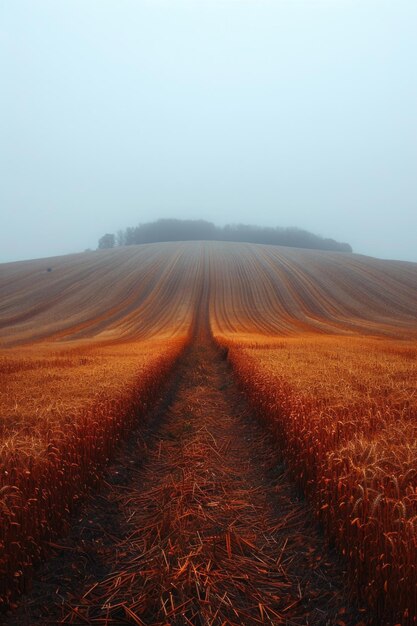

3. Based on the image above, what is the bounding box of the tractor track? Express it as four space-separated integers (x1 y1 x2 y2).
2 318 365 625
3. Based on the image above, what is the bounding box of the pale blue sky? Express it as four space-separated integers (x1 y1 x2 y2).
1 0 416 262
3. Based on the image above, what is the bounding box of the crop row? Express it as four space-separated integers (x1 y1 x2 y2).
221 335 417 625
0 337 187 610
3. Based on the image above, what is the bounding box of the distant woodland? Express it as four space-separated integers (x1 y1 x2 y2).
98 219 352 253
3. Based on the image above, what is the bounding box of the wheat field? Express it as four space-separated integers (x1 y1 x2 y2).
1 241 416 624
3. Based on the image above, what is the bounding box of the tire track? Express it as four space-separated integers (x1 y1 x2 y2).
2 326 363 625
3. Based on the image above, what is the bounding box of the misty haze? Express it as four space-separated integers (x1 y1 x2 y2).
1 1 416 263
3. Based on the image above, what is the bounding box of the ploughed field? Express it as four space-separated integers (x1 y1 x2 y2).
0 242 417 625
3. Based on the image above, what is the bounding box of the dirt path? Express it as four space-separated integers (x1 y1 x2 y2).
2 329 364 625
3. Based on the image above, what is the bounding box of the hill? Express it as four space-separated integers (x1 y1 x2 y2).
0 241 416 347
1 241 417 624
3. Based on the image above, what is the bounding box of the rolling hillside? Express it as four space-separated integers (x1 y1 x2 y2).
1 241 416 346
1 241 417 625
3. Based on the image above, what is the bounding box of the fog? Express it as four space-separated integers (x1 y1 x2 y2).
1 0 416 263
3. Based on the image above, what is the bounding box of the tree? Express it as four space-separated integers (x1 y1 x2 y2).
116 230 126 246
111 219 353 253
98 233 116 249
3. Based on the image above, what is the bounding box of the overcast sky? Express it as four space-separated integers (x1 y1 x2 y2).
1 0 416 263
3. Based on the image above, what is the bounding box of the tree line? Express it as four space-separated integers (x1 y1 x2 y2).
98 219 352 253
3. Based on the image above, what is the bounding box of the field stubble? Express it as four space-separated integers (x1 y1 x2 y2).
219 334 417 624
0 339 188 609
2 332 362 626
1 242 417 623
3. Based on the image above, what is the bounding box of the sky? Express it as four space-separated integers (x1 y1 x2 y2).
1 0 416 263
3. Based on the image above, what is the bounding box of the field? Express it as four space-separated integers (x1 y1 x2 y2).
1 242 416 625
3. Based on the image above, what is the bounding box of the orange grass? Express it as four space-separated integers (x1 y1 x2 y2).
205 242 417 621
54 336 357 626
1 241 417 620
218 335 417 624
0 338 187 608
0 244 200 608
